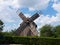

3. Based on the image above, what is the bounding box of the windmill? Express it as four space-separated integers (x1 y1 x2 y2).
15 12 41 36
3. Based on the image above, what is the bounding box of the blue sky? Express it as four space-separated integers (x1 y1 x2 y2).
0 0 60 32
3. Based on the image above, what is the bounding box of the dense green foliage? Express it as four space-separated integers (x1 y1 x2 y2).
40 25 60 38
40 25 54 37
54 25 60 37
0 32 16 37
9 29 17 36
0 32 60 45
0 20 4 25
0 20 4 32
0 35 60 45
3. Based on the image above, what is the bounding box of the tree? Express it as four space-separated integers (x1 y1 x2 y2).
9 29 17 36
0 20 4 32
54 25 60 37
40 25 54 37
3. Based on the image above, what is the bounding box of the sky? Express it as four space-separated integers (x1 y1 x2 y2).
0 0 60 32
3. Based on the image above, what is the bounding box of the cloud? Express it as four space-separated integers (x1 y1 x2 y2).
0 7 18 23
0 0 20 9
34 0 60 30
19 0 50 10
52 0 60 3
3 24 19 32
24 14 31 17
29 7 35 11
0 0 51 23
0 0 20 22
1 0 60 32
34 13 60 29
52 3 60 13
0 0 21 31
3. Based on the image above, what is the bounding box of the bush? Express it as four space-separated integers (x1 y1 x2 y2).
0 32 60 45
0 36 60 45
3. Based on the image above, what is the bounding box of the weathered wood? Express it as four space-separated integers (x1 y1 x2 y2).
29 13 39 22
16 22 38 36
15 13 39 36
19 12 27 21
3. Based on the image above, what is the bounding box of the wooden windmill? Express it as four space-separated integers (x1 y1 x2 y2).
15 12 40 36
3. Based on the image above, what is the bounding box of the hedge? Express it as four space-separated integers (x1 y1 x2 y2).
0 36 60 45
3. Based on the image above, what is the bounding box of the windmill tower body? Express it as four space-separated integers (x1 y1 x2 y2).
19 22 38 36
15 12 40 36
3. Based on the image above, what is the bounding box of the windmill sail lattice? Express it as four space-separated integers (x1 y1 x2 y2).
15 12 41 36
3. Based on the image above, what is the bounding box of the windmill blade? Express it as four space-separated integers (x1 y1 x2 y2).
15 22 29 35
19 12 27 21
29 13 39 22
